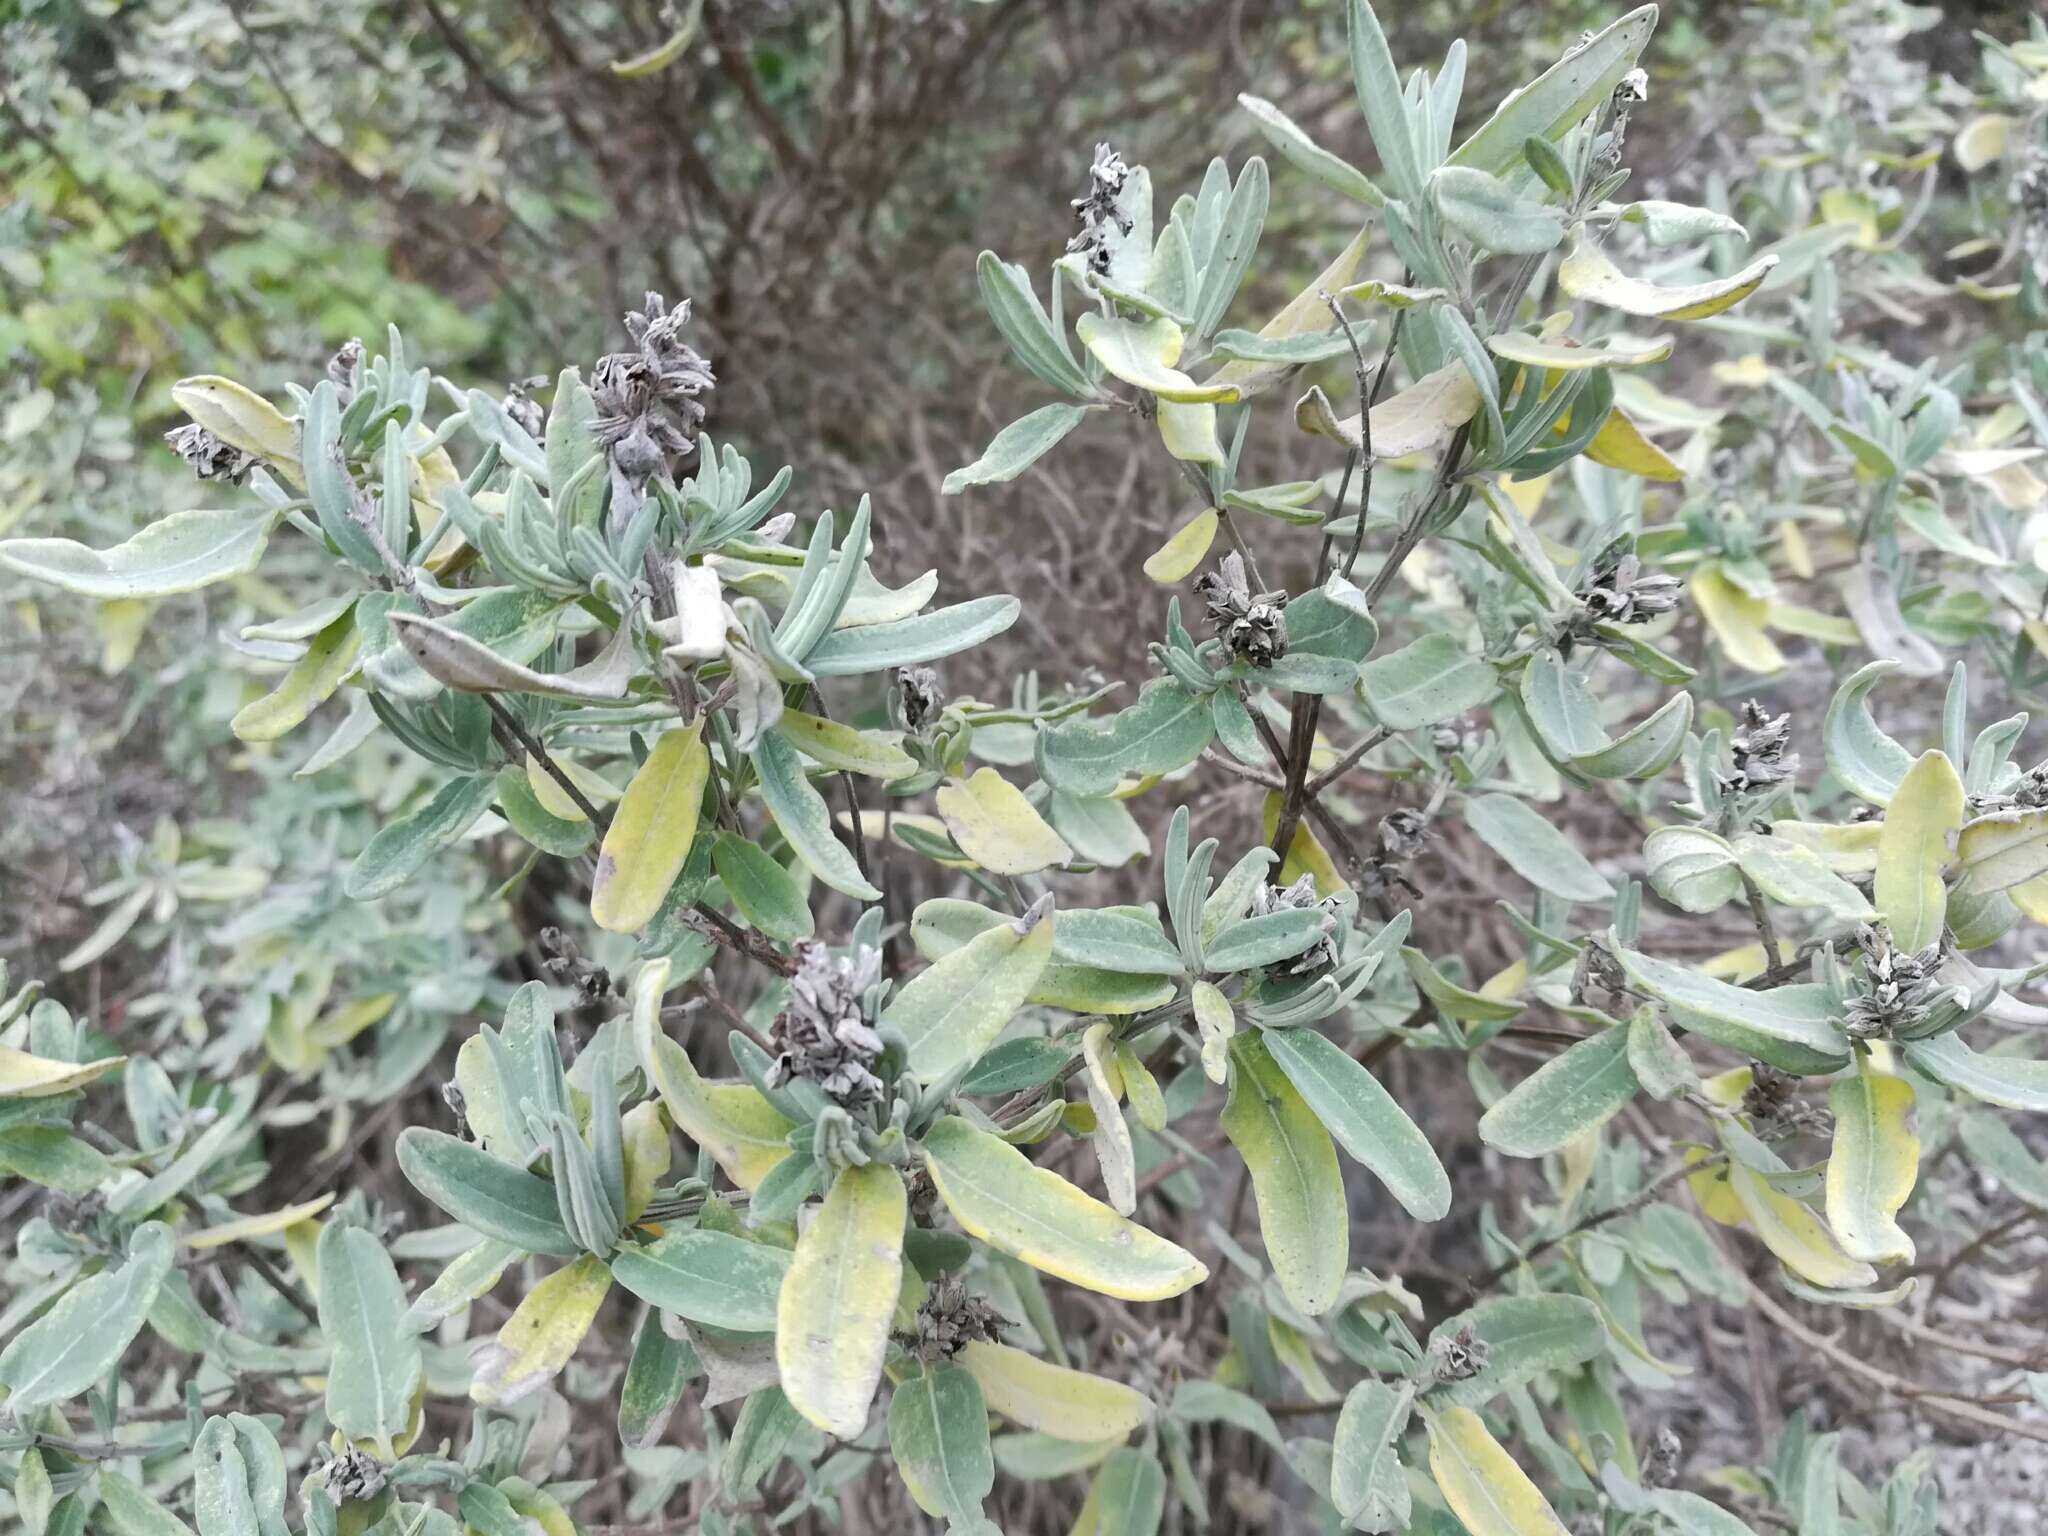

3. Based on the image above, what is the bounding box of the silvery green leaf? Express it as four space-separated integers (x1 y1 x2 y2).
1733 834 1874 921
1359 634 1497 729
1189 158 1269 341
1284 585 1379 667
1330 1381 1413 1532
944 404 1093 494
976 252 1095 399
804 595 1021 677
1477 1025 1637 1157
1626 1007 1697 1102
316 1223 424 1457
1448 6 1658 177
1044 790 1150 869
0 507 280 599
0 1221 172 1414
775 497 874 660
302 380 385 576
1519 652 1611 759
1822 660 1914 804
889 1363 995 1527
396 1127 583 1256
1262 1027 1449 1220
751 729 880 901
610 1230 792 1332
1609 199 1748 245
1347 0 1426 205
192 1418 261 1536
1614 947 1850 1075
1464 792 1614 904
1235 95 1385 209
1256 653 1361 694
1054 909 1187 976
1570 691 1692 780
1642 826 1741 914
1037 678 1216 797
1207 329 1356 366
1900 1032 2048 1112
1205 908 1331 973
390 612 634 701
1432 166 1565 256
343 773 496 901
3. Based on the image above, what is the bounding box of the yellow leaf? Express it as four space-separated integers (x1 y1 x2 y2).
633 960 792 1190
1143 507 1220 584
775 711 916 781
0 1047 125 1099
620 1100 673 1222
1954 114 2010 172
2009 871 2048 926
1825 1066 1918 1265
1577 405 1683 482
608 0 702 75
1691 563 1784 673
1874 750 1963 952
1686 1151 1746 1226
1080 1023 1136 1215
921 1116 1207 1301
1488 332 1672 370
777 1162 906 1438
96 598 149 675
305 992 397 1051
1075 313 1239 404
1712 353 1776 389
1767 603 1860 646
1559 226 1777 320
1426 1406 1571 1536
1192 980 1235 1085
1296 364 1482 459
1727 1159 1878 1290
1262 791 1345 897
592 722 709 933
171 375 303 482
231 609 361 743
1204 225 1371 398
1819 187 1882 250
471 1253 613 1406
936 767 1073 876
958 1340 1152 1442
525 752 619 821
186 1194 336 1250
1157 400 1224 464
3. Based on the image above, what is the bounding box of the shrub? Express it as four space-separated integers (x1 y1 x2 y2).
5 3 2048 1534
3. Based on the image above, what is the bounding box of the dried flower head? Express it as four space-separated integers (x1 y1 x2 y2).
893 666 945 735
440 1080 469 1138
899 1276 1007 1363
1842 922 1945 1041
1428 1323 1489 1383
1740 1061 1829 1137
591 292 716 521
503 374 549 440
767 939 886 1109
1068 142 1133 276
327 338 364 402
1194 552 1288 669
322 1448 387 1505
164 423 257 484
1572 546 1684 642
1250 873 1342 975
1720 700 1799 796
1644 1425 1682 1488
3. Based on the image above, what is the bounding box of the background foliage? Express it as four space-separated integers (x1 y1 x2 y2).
6 1 2048 1534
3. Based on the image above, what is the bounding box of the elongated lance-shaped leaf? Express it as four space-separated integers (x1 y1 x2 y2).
610 1229 791 1332
1262 1027 1449 1219
882 895 1054 1082
633 959 794 1189
316 1223 425 1458
1425 1405 1572 1536
956 1340 1152 1441
752 727 882 900
889 1361 995 1524
1874 750 1963 952
396 1127 583 1257
471 1253 613 1407
1825 1064 1919 1265
1220 1033 1346 1315
593 721 710 933
921 1116 1207 1300
776 1161 906 1438
1478 1026 1639 1158
0 1221 173 1415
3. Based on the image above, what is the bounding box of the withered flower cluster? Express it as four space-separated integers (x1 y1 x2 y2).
591 292 716 521
893 665 944 735
163 423 256 484
1741 1061 1830 1137
1562 545 1682 654
1195 552 1288 668
1843 922 1945 1041
899 1275 1007 1363
1250 873 1342 975
766 940 885 1109
1720 700 1799 796
1428 1322 1489 1383
1358 807 1430 905
1068 142 1133 277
